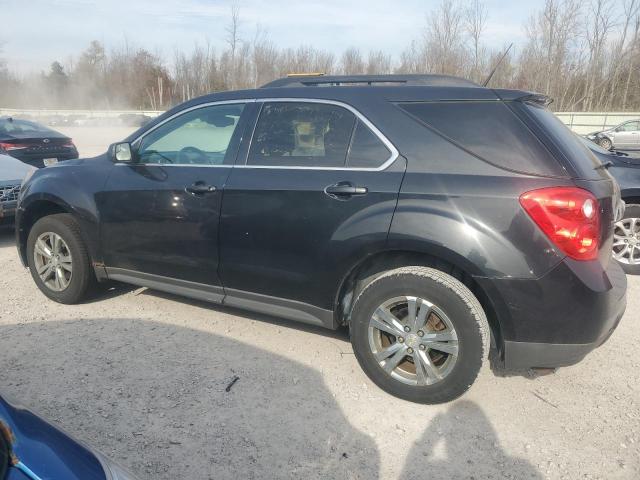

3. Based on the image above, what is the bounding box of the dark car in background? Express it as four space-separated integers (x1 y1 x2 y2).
0 117 78 168
15 74 627 404
581 136 640 274
0 155 32 225
0 394 137 480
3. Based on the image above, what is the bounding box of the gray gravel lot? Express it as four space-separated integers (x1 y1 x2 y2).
0 128 639 479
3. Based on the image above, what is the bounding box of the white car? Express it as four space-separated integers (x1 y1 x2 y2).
586 120 640 150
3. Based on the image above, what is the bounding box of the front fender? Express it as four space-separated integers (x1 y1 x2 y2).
16 157 112 266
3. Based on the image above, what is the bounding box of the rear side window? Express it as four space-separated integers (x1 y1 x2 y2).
347 120 391 168
248 102 355 167
397 101 565 176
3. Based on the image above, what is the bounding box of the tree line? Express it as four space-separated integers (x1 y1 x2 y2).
1 0 639 112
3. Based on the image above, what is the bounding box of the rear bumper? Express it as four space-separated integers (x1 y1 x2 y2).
477 258 627 370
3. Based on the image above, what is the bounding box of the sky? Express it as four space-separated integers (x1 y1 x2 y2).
5 0 544 73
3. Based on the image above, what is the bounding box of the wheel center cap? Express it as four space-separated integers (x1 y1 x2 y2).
406 334 420 349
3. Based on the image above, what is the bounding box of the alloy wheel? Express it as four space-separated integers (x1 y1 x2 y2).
368 296 458 386
33 232 73 291
613 218 640 265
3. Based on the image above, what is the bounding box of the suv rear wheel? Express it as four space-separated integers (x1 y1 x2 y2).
613 204 640 274
27 213 95 304
350 266 489 404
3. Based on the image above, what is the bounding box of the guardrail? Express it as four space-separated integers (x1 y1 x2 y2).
553 112 640 134
1 108 639 134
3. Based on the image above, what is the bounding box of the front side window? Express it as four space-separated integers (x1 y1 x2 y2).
620 122 639 132
136 103 245 165
248 102 356 167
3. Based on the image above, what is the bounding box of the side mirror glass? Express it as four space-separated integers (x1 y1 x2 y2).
112 142 133 162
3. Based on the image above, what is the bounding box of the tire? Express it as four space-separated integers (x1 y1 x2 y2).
26 213 95 304
613 204 640 275
350 266 489 404
599 137 613 150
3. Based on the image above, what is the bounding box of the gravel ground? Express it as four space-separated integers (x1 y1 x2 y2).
0 128 639 479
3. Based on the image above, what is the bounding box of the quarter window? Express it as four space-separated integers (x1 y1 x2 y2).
136 103 245 165
248 102 356 167
347 120 391 168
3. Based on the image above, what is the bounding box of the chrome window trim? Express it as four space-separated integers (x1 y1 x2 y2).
240 98 399 172
118 99 255 168
119 97 399 171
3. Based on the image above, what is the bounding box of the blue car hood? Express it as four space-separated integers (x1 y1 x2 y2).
0 395 106 480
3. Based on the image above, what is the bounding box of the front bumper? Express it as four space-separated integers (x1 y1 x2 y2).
477 258 627 370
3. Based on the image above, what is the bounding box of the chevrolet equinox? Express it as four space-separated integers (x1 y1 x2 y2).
15 75 627 403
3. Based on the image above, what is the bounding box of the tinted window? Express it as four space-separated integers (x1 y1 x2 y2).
398 101 564 176
347 120 391 168
136 103 245 165
248 102 355 167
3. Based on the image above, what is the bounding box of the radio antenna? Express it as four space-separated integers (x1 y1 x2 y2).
482 43 513 87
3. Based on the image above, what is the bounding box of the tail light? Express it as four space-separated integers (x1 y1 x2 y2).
0 142 29 151
520 187 600 261
62 140 76 149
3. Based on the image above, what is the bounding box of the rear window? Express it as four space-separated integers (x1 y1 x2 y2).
523 102 605 180
0 118 56 136
397 101 565 176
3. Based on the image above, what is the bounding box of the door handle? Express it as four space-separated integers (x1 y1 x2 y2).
185 182 217 195
324 182 368 199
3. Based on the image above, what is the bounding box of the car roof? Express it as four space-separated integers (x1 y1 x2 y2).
127 76 540 143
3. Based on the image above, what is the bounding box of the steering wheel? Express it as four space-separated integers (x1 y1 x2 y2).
177 146 208 164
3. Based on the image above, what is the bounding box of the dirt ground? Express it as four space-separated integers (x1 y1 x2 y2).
0 128 639 479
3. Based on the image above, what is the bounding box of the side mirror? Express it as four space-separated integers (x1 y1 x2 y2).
111 142 133 163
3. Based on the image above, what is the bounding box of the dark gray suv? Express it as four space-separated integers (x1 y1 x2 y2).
15 75 627 403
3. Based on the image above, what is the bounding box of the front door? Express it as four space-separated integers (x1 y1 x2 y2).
613 121 640 148
219 100 405 316
98 102 251 294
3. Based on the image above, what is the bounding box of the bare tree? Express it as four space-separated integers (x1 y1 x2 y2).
464 0 488 82
341 47 365 74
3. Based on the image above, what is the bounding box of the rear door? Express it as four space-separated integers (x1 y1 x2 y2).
98 101 252 295
219 100 405 314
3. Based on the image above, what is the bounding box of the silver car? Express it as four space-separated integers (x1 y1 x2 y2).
587 119 640 150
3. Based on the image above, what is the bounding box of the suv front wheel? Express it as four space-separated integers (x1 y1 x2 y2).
350 266 489 404
27 213 95 304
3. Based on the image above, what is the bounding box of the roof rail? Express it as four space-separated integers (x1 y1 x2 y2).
261 74 480 89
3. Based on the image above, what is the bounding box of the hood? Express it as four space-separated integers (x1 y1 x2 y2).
0 154 32 183
0 395 107 480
